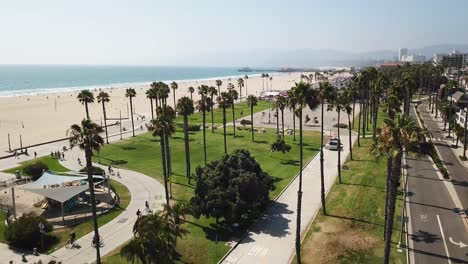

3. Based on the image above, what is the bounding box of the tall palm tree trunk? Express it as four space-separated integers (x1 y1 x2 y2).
222 107 227 154
281 109 285 140
211 96 215 133
232 105 236 137
165 134 172 196
202 110 207 165
160 131 170 205
183 115 191 184
295 107 303 264
347 113 353 160
372 101 378 139
250 105 255 142
383 155 392 238
384 153 402 264
352 99 356 129
150 99 154 120
320 100 327 215
362 99 367 139
85 102 90 120
85 146 101 264
337 110 342 184
357 102 362 147
276 108 279 135
293 106 296 141
130 98 135 137
102 102 109 144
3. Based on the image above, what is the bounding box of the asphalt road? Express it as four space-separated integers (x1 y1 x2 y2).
406 106 468 263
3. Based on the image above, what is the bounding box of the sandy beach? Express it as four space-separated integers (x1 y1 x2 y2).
0 72 309 153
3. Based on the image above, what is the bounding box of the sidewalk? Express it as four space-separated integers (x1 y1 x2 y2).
0 117 166 264
221 134 356 264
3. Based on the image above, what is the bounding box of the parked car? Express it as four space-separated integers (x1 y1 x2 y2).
324 138 343 151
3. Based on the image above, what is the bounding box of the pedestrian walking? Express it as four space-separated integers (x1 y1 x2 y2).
136 209 141 218
145 201 149 209
34 151 37 158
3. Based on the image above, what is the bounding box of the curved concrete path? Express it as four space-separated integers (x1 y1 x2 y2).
1 117 166 264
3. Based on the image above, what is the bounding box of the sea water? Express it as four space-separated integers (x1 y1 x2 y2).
0 65 252 97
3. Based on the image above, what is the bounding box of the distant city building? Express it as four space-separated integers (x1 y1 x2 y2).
433 50 468 68
399 48 408 60
401 54 426 64
378 62 409 72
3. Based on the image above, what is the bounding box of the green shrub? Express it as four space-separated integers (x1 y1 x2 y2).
187 124 201 131
5 212 54 250
23 162 48 181
79 166 105 175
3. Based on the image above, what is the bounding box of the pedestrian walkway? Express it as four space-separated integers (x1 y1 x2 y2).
0 117 166 264
221 134 356 264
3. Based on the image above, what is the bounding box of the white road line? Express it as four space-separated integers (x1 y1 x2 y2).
436 214 452 264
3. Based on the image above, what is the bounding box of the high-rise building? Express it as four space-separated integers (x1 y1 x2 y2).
433 50 468 68
399 48 408 61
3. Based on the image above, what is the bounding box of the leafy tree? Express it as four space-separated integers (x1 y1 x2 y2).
5 212 53 250
197 85 210 164
23 161 48 181
290 82 320 263
318 81 336 214
208 86 218 133
176 96 195 183
150 106 176 204
121 213 180 264
246 95 258 141
125 88 137 137
270 136 291 154
372 115 425 264
170 81 178 113
188 86 195 101
67 119 104 263
237 78 244 100
215 79 222 94
227 83 238 137
217 92 231 153
97 91 111 143
77 90 94 119
191 149 274 225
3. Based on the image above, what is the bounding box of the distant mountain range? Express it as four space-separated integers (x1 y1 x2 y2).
182 43 468 68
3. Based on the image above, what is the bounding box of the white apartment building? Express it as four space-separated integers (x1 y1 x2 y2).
433 50 468 68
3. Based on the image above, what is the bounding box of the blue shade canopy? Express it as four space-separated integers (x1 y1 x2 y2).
23 185 89 203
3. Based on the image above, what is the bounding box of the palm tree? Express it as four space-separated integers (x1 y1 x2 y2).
287 89 298 141
146 88 156 120
188 86 195 101
121 212 179 264
275 96 287 140
125 88 137 137
372 115 424 264
208 86 218 133
329 91 346 183
217 92 231 154
215 79 222 94
227 83 238 137
176 97 195 184
290 82 320 264
151 82 161 117
161 202 191 245
269 76 273 90
247 95 258 142
244 75 249 96
97 92 110 144
150 106 175 204
77 90 95 119
261 73 266 91
237 78 244 101
170 81 178 112
318 81 336 215
198 85 210 161
67 119 104 264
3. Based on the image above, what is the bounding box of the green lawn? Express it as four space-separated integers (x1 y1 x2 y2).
0 211 7 243
96 125 321 264
46 180 130 253
3 156 69 175
298 111 406 263
175 100 272 125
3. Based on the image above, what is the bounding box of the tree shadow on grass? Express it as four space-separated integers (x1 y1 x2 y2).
173 181 194 189
341 181 384 190
280 159 300 166
98 156 128 165
253 140 268 144
326 214 383 228
113 145 137 151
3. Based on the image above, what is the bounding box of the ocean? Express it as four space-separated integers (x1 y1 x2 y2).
0 65 252 97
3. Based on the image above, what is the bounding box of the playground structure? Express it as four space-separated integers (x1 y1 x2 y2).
0 171 116 227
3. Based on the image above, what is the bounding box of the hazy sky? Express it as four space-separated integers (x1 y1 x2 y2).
1 0 467 66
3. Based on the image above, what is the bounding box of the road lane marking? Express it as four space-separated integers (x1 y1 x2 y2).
448 237 468 248
436 214 452 264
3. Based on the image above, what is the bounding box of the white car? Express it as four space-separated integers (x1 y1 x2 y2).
324 138 343 151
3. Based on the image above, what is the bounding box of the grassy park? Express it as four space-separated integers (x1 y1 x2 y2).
0 211 7 243
3 156 69 175
96 122 322 263
298 112 406 263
